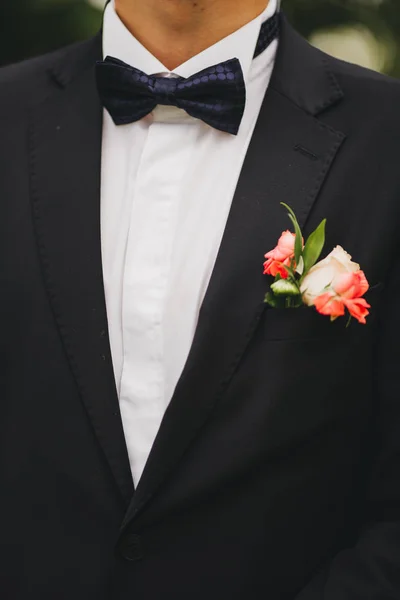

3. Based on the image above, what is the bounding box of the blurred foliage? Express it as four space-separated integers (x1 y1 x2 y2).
1 0 400 77
0 0 101 67
284 0 400 76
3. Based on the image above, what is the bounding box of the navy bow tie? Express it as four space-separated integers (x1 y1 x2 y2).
96 12 280 135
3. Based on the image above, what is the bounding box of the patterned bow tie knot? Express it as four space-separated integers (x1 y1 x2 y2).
96 57 247 135
96 12 280 135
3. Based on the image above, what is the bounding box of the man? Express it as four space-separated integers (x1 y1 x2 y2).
0 0 399 598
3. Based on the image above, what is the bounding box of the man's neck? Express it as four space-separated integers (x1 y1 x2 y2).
114 0 270 70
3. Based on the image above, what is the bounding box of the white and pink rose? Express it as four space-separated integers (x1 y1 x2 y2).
300 246 370 324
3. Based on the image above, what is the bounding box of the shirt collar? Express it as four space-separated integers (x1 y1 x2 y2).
103 0 277 84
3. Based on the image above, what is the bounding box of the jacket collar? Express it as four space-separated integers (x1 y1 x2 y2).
270 15 343 117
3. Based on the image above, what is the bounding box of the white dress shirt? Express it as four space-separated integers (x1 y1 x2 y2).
101 0 278 485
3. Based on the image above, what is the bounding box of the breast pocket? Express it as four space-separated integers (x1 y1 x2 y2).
260 284 383 342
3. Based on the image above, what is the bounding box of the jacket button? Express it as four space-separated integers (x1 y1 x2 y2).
118 533 144 562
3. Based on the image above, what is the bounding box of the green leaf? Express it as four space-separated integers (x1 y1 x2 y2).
264 291 281 307
302 219 326 274
281 203 303 265
271 279 300 297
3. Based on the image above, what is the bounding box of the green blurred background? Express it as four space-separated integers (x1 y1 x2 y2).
1 0 400 77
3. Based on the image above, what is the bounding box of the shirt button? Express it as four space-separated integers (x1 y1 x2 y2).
118 533 144 562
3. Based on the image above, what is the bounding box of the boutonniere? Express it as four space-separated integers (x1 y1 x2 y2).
263 204 370 324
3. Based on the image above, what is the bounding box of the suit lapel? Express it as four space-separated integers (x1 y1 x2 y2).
29 35 134 504
123 18 346 525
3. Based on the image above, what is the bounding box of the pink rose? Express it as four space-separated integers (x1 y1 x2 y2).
263 231 297 279
300 246 370 324
333 270 369 299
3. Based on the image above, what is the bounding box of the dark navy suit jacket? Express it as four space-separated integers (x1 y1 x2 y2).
0 15 400 600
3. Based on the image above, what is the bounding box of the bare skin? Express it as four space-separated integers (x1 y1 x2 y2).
114 0 270 70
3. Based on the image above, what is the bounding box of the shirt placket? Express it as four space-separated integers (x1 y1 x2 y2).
119 118 194 484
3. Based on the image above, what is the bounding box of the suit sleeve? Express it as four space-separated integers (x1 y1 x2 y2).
295 265 400 599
